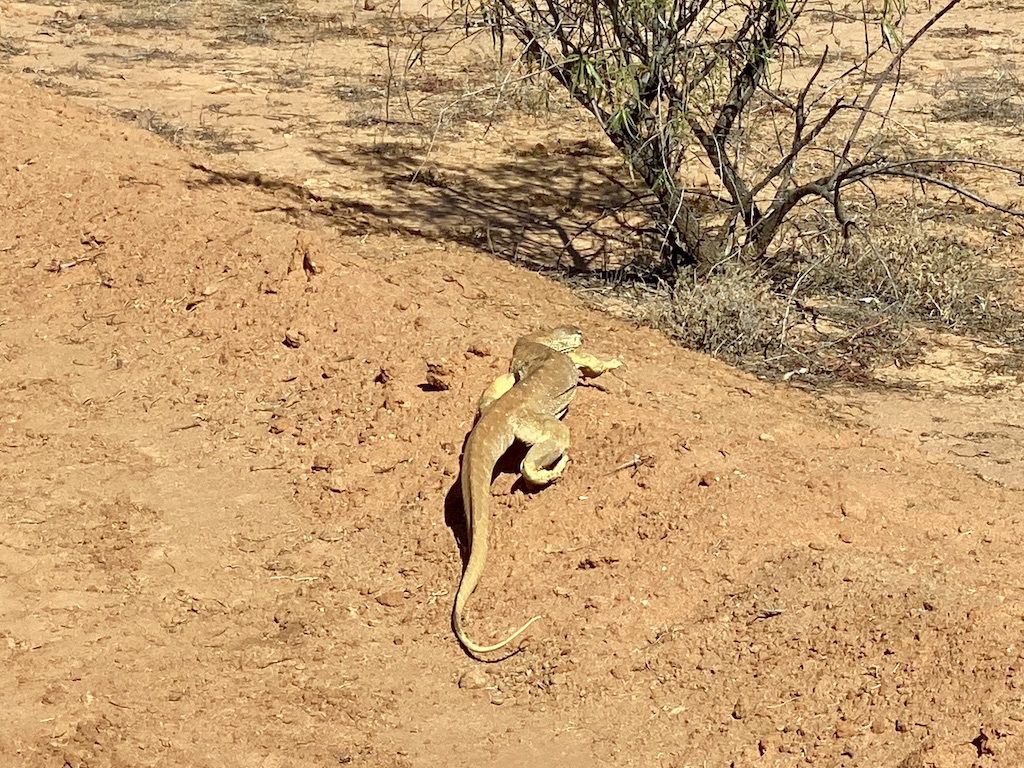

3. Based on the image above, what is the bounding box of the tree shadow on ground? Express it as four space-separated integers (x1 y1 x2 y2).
308 138 664 275
188 137 666 277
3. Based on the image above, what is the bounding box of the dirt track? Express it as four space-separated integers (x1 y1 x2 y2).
2 72 1024 767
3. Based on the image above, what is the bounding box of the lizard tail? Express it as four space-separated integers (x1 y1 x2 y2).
452 605 542 657
451 530 542 656
453 435 541 658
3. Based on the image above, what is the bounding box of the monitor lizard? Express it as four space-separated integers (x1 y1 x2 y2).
452 326 621 658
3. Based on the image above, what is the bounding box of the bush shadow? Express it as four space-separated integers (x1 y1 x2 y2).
308 138 663 274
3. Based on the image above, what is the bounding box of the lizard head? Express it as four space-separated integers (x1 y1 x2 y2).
510 326 585 381
525 326 584 353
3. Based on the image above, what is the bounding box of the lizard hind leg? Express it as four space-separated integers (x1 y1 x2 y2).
519 418 571 487
477 372 516 415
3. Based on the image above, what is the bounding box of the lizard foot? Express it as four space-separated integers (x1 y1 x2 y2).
569 350 622 378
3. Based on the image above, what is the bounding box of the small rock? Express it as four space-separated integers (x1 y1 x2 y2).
698 471 719 487
840 497 869 522
374 590 406 608
322 471 346 494
302 250 323 277
732 700 745 719
383 384 414 411
268 415 294 435
758 433 775 442
288 234 325 278
311 454 333 472
458 668 490 690
835 721 858 738
283 328 305 348
423 359 455 391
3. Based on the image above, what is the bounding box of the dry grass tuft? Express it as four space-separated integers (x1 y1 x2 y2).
0 37 28 58
931 65 1024 126
602 202 1021 387
796 206 1016 333
665 266 784 361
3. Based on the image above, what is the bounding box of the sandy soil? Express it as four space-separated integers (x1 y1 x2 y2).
2 1 1024 766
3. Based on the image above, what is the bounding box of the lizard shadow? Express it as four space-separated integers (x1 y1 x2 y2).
444 436 539 663
443 428 475 557
444 439 533 564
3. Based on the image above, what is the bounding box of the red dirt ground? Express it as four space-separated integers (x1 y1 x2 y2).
2 73 1023 767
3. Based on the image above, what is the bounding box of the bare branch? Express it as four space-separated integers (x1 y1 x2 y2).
841 0 963 160
875 157 1024 178
846 165 1024 217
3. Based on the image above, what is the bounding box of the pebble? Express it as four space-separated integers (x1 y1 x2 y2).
374 590 406 608
835 721 858 738
698 471 719 487
424 359 455 391
282 328 305 348
322 470 346 493
458 668 490 689
268 416 294 435
311 454 333 472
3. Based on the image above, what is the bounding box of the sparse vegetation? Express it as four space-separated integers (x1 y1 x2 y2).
665 265 784 360
99 3 188 32
416 0 1024 382
595 199 1020 383
932 65 1024 126
0 37 27 58
446 0 1024 274
112 107 257 154
797 205 1016 333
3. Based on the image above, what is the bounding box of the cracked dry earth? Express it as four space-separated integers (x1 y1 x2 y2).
2 75 1024 767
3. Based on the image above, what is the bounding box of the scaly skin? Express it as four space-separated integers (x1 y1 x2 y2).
452 327 620 658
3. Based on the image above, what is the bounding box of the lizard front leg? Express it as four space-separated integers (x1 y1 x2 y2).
569 350 621 379
516 416 570 488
